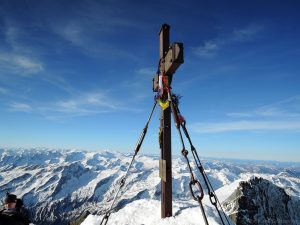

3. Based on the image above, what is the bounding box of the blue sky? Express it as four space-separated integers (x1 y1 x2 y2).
0 0 300 161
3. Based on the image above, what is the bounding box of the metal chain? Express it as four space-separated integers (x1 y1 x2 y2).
99 101 157 225
168 91 209 225
174 101 231 225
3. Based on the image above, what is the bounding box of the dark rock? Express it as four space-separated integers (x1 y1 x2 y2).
223 177 300 225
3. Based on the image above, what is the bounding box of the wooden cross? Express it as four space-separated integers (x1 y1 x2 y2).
153 24 184 218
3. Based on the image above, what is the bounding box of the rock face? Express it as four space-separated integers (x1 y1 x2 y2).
223 177 300 225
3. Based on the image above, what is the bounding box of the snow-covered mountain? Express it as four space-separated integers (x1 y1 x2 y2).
0 148 299 225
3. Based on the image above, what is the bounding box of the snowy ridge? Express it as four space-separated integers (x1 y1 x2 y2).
0 148 299 225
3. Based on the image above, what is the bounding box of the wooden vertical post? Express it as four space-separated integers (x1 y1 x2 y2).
159 24 172 218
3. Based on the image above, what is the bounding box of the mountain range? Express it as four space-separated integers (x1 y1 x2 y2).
0 148 299 225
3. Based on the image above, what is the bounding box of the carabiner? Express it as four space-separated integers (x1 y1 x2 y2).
189 179 204 202
209 192 217 206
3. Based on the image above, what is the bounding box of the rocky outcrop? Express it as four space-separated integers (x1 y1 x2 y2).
223 177 300 225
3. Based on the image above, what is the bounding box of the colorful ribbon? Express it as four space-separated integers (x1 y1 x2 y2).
157 99 169 110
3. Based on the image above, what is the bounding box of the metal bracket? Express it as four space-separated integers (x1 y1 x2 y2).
159 159 166 182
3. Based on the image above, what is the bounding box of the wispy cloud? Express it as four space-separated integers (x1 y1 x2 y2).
6 90 127 118
1 22 44 76
8 102 32 113
193 24 263 58
48 91 120 114
0 22 76 101
52 21 138 61
0 52 44 76
227 96 300 119
227 108 297 118
192 96 300 133
48 3 142 61
193 41 219 58
191 120 300 133
13 55 43 74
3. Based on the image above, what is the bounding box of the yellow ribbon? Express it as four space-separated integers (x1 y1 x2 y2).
157 99 169 110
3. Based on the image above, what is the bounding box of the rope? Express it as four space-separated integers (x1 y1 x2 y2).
99 101 157 225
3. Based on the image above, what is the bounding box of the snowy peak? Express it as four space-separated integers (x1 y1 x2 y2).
223 177 300 225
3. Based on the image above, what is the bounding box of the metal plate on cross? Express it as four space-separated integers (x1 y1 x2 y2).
159 159 167 182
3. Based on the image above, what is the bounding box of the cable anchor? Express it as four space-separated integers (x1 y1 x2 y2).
189 179 204 202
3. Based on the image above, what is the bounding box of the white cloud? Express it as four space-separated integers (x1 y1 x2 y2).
51 20 138 61
194 96 300 133
6 90 124 118
0 53 44 76
193 41 219 58
49 91 120 114
191 120 300 133
8 102 32 113
228 96 300 119
0 22 44 76
193 24 263 58
14 56 44 74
